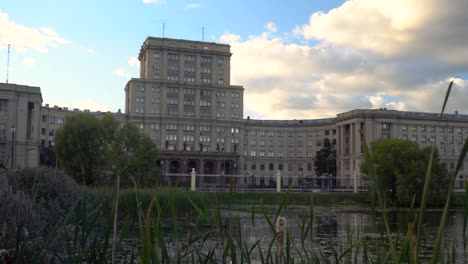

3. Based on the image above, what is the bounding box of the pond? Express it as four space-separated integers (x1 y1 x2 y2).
121 206 467 262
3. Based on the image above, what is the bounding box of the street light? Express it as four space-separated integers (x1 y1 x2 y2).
10 125 15 170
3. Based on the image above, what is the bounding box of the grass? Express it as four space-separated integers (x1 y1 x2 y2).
1 80 467 263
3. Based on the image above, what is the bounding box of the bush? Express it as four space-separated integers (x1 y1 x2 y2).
0 173 34 249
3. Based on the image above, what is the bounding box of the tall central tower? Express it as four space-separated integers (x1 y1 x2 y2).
125 37 244 155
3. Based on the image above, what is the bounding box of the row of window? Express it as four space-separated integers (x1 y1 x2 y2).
153 52 225 65
246 129 336 137
401 124 463 133
402 135 463 144
41 115 64 125
246 162 314 171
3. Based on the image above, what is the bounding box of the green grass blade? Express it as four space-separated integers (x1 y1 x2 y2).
415 145 435 260
439 79 455 119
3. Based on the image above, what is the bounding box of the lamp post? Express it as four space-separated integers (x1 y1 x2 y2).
10 125 15 170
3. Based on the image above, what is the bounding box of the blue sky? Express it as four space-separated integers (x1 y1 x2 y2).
1 0 468 119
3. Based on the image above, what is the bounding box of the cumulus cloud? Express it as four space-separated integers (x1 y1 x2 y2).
143 0 166 4
73 100 111 112
185 3 200 9
113 67 132 78
265 22 277 33
0 11 69 52
128 57 139 67
221 0 468 119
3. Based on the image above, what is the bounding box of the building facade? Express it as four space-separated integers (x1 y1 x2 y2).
1 36 467 190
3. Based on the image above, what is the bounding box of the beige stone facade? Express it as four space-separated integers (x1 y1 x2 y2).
1 36 467 190
0 83 42 169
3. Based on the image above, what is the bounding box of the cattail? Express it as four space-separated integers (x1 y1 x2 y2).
276 216 287 261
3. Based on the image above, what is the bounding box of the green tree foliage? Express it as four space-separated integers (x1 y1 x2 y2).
314 138 337 176
360 139 449 205
55 113 159 186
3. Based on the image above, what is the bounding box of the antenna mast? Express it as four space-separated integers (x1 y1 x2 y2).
6 44 11 84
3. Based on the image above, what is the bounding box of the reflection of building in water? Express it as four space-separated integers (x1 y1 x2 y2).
2 36 468 190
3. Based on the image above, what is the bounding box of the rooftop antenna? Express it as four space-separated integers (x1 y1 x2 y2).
6 44 10 84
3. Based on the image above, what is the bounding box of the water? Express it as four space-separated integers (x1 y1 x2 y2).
120 206 468 262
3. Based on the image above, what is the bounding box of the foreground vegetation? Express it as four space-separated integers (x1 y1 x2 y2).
1 79 468 263
1 167 467 263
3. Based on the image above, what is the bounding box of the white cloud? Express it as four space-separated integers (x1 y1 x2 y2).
220 33 240 44
22 57 35 66
265 22 277 33
143 0 166 4
221 0 468 119
128 57 139 67
0 11 69 52
113 67 131 78
73 100 111 112
185 3 200 9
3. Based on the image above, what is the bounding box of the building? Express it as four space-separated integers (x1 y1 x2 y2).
0 83 42 170
0 36 467 190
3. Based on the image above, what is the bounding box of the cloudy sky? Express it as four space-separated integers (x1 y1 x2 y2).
1 0 467 119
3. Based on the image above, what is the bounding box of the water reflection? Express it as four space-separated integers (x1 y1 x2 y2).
230 206 467 262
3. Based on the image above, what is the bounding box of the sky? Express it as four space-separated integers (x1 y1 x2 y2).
1 0 468 119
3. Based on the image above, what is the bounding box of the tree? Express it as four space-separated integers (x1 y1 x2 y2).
360 139 449 205
314 138 337 177
55 114 108 185
55 113 159 186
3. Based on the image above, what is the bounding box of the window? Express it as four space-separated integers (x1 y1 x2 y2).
168 53 179 60
42 115 47 122
57 117 64 125
166 134 177 141
183 124 194 131
168 87 178 94
199 125 210 132
167 98 178 105
41 128 46 135
268 151 274 157
250 150 257 157
420 126 426 132
184 89 195 95
201 56 212 64
218 79 224 85
259 151 265 157
153 52 160 59
49 116 55 124
382 123 389 130
183 135 194 142
269 163 274 170
278 164 283 171
218 57 224 65
166 124 177 130
200 90 212 96
49 129 55 137
184 55 196 62
200 100 211 107
402 124 408 131
260 164 265 170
